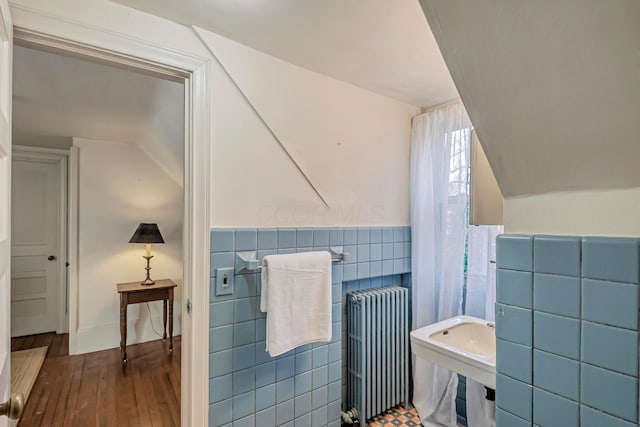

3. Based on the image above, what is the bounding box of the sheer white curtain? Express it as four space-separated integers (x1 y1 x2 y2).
410 102 471 426
465 225 503 427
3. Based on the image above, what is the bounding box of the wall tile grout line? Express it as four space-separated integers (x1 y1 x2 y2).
578 240 582 426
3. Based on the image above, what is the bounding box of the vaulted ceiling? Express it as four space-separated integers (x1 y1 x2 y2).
13 45 185 184
419 0 640 198
110 0 457 107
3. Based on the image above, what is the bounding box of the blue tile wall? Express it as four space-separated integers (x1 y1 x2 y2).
495 304 532 346
455 376 467 426
496 408 531 427
582 279 638 330
496 269 532 309
496 235 533 272
582 237 640 283
533 387 579 427
496 234 640 427
533 349 580 401
581 321 638 377
581 364 638 423
210 227 412 427
496 339 532 384
496 373 532 421
533 311 580 360
581 405 637 427
533 273 580 318
533 235 581 277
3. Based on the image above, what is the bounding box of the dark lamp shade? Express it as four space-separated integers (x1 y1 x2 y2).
129 223 165 244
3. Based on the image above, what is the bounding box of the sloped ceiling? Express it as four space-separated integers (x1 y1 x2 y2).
13 45 185 184
110 0 457 107
419 0 640 197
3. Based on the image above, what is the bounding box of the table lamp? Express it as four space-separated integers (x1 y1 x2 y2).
129 223 165 285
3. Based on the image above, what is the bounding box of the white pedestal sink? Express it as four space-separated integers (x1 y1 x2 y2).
410 315 496 389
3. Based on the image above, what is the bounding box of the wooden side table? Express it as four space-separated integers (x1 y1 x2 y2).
117 278 177 365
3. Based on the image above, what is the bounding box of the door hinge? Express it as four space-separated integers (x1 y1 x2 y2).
186 298 192 314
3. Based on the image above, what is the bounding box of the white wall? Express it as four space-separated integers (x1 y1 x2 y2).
199 29 419 227
11 0 419 229
504 189 640 237
74 138 183 354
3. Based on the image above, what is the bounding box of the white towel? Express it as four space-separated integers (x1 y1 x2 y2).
260 251 332 357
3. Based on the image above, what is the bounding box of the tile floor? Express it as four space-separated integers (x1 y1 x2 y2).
366 405 464 427
367 406 422 426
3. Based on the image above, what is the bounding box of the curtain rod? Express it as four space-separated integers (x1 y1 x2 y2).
418 97 462 116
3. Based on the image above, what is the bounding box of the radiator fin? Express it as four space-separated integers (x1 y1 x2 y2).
347 286 409 421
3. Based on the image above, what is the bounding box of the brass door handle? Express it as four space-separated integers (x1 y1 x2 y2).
48 255 56 261
0 393 25 419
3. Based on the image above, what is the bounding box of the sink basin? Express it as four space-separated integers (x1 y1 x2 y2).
410 315 496 389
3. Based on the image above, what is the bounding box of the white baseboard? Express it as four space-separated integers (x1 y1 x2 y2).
74 312 182 355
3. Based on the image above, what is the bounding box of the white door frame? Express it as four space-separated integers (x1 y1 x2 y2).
12 145 68 335
9 7 211 427
0 0 11 419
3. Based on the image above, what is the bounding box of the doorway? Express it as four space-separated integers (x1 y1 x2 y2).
0 6 211 425
10 147 67 338
8 40 190 424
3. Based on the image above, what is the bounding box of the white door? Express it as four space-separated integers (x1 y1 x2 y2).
0 0 18 425
10 157 60 337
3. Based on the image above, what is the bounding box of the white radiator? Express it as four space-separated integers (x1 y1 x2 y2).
347 285 409 421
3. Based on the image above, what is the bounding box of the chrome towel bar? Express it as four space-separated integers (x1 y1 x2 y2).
235 248 350 273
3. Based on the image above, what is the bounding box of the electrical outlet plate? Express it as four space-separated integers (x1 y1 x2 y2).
215 267 234 296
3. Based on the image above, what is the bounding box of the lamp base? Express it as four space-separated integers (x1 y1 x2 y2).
141 255 155 285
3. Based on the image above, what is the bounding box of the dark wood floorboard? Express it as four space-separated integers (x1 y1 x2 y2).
11 333 180 427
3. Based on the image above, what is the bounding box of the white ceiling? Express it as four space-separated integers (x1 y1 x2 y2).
110 0 457 107
13 45 185 183
420 0 640 197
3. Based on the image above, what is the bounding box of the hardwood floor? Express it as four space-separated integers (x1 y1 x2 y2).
11 333 180 427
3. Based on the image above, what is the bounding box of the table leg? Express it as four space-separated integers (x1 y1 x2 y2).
169 288 174 352
120 293 128 365
163 299 168 340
